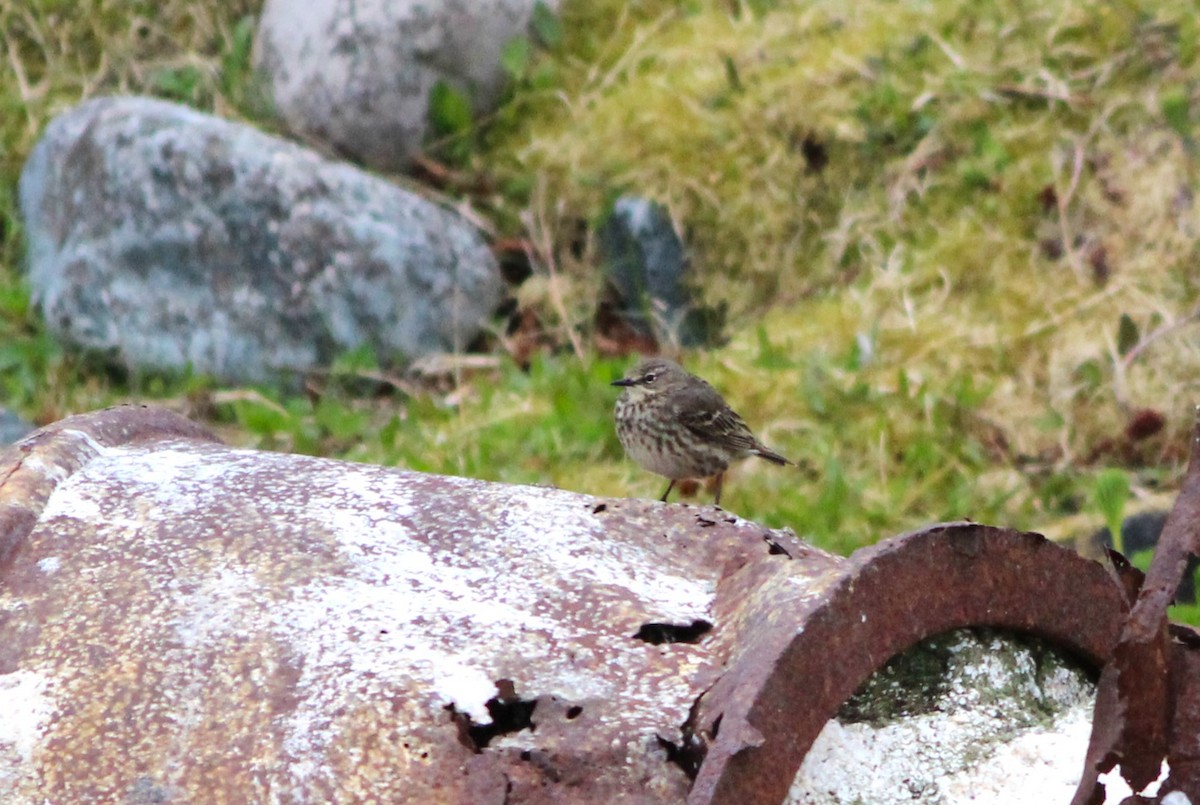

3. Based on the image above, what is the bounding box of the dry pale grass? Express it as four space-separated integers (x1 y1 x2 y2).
0 0 260 176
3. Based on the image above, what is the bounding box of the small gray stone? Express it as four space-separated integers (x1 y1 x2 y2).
18 96 503 385
598 196 726 349
253 0 559 171
0 408 35 445
1092 510 1197 601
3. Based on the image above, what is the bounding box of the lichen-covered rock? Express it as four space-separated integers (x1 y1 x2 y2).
791 628 1096 805
253 0 559 171
18 96 503 385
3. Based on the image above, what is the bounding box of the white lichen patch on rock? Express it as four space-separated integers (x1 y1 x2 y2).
0 670 54 762
787 629 1097 805
0 669 56 792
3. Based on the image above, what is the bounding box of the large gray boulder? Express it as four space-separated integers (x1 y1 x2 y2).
18 96 503 385
253 0 558 171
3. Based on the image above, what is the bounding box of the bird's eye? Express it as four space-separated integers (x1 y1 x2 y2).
643 372 657 383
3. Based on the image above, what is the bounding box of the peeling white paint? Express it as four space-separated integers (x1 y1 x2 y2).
57 428 108 456
1099 761 1168 802
271 479 713 781
20 427 110 486
2 437 763 800
18 454 70 484
171 566 264 649
39 482 104 523
0 670 54 763
483 484 714 623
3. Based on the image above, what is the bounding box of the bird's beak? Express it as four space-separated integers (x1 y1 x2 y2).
611 378 634 387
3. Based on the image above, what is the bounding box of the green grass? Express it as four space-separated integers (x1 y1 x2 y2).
1 0 1198 568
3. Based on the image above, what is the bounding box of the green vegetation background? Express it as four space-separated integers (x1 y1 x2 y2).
2 0 1199 565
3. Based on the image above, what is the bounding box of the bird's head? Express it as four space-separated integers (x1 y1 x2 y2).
611 358 685 400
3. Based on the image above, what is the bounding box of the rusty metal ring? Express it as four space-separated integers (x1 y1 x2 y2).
689 523 1132 805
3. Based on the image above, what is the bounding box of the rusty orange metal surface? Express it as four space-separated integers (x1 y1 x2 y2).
3 404 1200 803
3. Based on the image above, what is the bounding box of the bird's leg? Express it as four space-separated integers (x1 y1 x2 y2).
660 479 677 502
713 473 724 506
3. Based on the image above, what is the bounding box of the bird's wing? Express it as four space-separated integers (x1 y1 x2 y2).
674 383 761 452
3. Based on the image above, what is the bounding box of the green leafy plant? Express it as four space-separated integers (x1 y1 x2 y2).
150 65 206 105
1093 469 1131 557
1170 592 1200 626
428 81 473 137
530 2 563 47
427 80 475 162
1117 314 1140 357
502 37 533 81
1161 86 1191 139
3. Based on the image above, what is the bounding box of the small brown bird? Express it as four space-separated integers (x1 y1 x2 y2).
611 357 792 505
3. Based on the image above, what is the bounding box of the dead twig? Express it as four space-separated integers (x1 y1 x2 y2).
1054 139 1088 283
521 180 586 363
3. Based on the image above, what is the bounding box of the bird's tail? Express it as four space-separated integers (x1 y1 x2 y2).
753 446 792 466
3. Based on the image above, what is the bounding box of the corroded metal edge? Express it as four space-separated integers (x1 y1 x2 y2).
0 405 218 571
1072 407 1200 804
688 522 1132 805
1166 625 1200 799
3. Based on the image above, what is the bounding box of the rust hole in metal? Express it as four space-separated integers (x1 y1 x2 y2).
763 534 794 557
445 679 537 752
657 690 710 781
633 619 712 645
656 733 705 780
